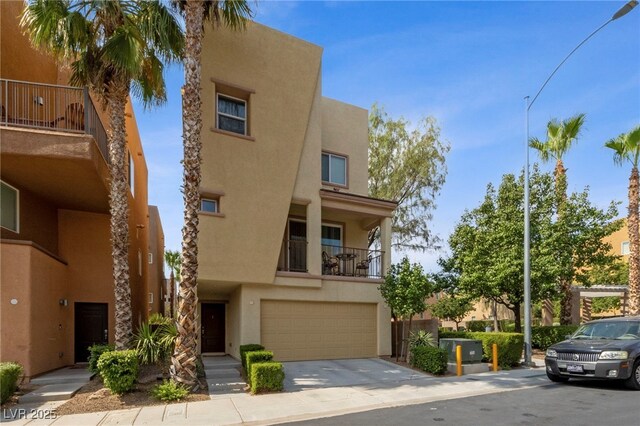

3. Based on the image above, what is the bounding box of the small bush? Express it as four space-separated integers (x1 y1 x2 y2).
133 321 176 366
410 346 448 375
440 331 524 367
0 362 23 404
88 344 114 374
239 344 264 371
97 350 139 394
409 330 437 349
531 325 579 350
151 380 189 401
245 351 273 385
250 362 285 394
467 320 515 332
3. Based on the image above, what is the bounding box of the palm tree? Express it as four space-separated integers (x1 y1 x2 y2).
170 0 253 389
22 0 183 349
606 125 640 316
164 250 181 317
529 113 586 325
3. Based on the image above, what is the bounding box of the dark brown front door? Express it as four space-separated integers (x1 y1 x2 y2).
201 303 225 353
75 302 108 363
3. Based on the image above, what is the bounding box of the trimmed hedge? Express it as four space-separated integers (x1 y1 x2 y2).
440 331 524 367
250 362 285 394
531 325 579 350
245 351 273 385
97 350 139 394
0 362 23 404
410 346 448 375
88 343 115 374
239 344 264 371
467 320 515 332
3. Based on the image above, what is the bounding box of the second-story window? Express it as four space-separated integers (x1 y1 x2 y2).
622 241 630 255
200 198 219 214
128 151 135 197
0 181 19 233
321 152 347 186
217 94 246 135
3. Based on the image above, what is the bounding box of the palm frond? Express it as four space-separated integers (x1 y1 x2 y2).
529 138 552 163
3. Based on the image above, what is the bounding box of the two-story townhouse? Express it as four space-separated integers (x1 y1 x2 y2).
0 1 165 379
196 23 396 361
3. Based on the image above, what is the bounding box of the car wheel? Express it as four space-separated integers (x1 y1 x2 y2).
546 371 569 383
624 359 640 390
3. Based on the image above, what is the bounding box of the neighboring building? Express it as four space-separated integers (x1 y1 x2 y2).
197 23 396 361
604 221 631 260
0 2 164 378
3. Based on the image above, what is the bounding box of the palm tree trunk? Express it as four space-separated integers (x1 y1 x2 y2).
628 167 639 316
555 160 573 325
107 84 133 350
171 0 204 390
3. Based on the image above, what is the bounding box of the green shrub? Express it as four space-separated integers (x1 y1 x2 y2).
410 346 448 375
0 362 23 404
97 350 139 394
250 362 285 394
467 320 515 332
239 344 264 371
133 321 176 366
245 351 273 385
148 313 173 326
151 380 189 401
409 330 437 349
531 325 579 350
440 331 524 367
88 344 115 374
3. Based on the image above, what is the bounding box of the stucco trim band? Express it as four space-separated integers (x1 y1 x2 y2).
1 239 67 265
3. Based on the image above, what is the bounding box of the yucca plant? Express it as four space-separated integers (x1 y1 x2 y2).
408 330 437 349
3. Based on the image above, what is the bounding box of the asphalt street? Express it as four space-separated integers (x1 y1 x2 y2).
285 380 640 426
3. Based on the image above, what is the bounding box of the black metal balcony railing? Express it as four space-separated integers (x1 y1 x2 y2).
278 239 308 273
322 244 383 279
1 79 109 165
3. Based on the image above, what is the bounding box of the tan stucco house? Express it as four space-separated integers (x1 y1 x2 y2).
0 2 165 378
197 23 396 361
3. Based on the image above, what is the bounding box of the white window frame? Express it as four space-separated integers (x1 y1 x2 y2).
621 241 630 255
149 292 154 304
321 222 343 248
321 152 348 186
216 93 247 135
138 249 142 277
128 151 135 197
200 198 219 214
0 180 20 233
148 252 153 264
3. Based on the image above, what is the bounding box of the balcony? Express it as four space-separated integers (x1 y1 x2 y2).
278 240 384 279
1 78 109 165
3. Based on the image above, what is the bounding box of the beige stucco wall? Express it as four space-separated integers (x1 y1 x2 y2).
604 221 630 261
148 206 165 315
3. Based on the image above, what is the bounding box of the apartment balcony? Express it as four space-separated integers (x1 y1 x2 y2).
1 79 111 212
278 239 384 279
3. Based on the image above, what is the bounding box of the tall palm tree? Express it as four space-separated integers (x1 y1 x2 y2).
530 113 586 325
22 0 183 349
606 125 640 316
170 0 252 389
164 250 181 317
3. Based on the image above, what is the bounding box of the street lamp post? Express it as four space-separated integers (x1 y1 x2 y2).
523 0 638 367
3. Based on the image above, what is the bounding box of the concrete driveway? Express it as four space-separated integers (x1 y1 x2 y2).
283 358 426 391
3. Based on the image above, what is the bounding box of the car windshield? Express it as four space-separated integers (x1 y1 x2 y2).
571 321 640 340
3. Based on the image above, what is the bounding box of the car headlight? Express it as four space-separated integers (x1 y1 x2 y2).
546 349 557 358
598 351 628 360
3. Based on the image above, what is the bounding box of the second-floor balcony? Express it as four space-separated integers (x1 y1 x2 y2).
278 240 384 279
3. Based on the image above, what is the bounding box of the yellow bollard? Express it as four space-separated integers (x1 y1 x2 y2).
456 345 463 376
492 343 498 372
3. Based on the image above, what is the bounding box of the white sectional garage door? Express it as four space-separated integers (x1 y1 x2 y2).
261 300 377 361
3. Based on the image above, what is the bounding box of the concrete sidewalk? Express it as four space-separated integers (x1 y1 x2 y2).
1 366 549 426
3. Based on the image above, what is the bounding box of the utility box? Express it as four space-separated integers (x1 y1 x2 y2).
439 338 483 363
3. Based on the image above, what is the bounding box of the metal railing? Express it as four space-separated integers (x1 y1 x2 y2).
278 239 308 273
1 79 109 165
321 245 383 279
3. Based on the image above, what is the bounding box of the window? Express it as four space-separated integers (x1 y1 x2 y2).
321 224 343 247
622 241 630 255
128 152 135 197
321 152 347 186
148 252 153 264
200 198 219 214
217 94 246 135
138 249 142 277
149 293 154 304
1 181 19 233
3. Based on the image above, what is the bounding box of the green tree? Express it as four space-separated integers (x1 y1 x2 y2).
605 125 640 315
379 257 435 361
22 0 183 349
164 250 181 318
429 295 474 331
170 0 253 389
529 114 586 324
368 104 449 251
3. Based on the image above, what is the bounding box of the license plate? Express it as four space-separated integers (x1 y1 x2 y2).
567 364 584 373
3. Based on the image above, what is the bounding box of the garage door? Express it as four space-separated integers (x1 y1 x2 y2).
261 300 377 361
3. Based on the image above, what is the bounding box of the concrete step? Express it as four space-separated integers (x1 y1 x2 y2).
203 361 241 370
206 380 246 392
19 382 86 404
30 368 94 386
205 368 240 379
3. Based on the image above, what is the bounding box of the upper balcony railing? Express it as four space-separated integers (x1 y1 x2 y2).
1 79 109 165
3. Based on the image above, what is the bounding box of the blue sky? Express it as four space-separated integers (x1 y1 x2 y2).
133 1 640 272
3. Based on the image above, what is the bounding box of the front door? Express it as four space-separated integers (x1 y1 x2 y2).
201 303 225 353
75 302 108 363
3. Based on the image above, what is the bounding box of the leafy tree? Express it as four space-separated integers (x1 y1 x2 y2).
529 114 585 324
585 259 628 286
368 104 449 251
22 0 183 349
605 125 640 315
379 257 435 361
170 0 252 390
429 295 474 331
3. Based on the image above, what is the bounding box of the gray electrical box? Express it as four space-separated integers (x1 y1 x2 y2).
439 338 483 363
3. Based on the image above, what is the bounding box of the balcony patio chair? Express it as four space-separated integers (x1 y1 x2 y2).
356 254 372 277
52 102 84 130
322 251 339 275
